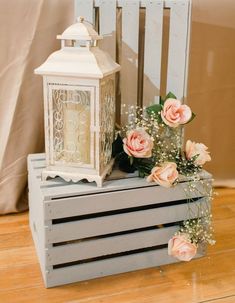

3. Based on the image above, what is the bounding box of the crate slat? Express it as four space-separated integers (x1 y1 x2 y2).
121 0 139 123
166 0 190 99
143 0 163 106
44 181 206 220
75 0 94 23
45 198 206 244
99 0 116 60
46 247 204 287
47 226 178 266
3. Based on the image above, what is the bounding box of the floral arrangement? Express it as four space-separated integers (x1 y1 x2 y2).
112 92 215 262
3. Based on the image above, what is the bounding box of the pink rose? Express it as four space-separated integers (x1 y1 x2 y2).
168 233 197 261
185 140 211 166
161 98 192 128
123 129 153 158
146 162 178 188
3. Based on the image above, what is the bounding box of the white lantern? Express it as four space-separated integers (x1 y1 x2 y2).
35 17 120 187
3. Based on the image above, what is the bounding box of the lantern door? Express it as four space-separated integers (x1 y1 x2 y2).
47 83 95 169
99 76 115 173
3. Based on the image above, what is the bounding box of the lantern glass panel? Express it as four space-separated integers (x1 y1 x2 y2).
100 77 115 172
51 87 92 165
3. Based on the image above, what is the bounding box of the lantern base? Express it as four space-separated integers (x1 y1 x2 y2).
41 160 114 187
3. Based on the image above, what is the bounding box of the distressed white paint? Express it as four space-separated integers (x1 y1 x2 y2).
87 0 191 114
99 0 116 60
120 0 139 123
143 0 164 106
75 0 94 23
166 0 190 100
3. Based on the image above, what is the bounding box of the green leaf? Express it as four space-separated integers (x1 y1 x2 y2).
184 112 196 125
146 104 163 116
112 133 124 157
138 171 145 178
118 157 136 173
129 156 134 166
159 96 164 106
165 91 177 100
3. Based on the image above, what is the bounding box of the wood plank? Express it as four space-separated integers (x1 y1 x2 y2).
0 231 32 250
0 247 37 269
0 263 43 292
94 0 189 9
27 154 212 200
0 188 234 301
40 173 211 200
47 226 178 265
205 297 235 303
1 248 235 301
46 247 205 288
46 248 177 287
46 199 207 243
143 0 164 106
44 181 206 220
166 0 190 100
27 153 45 161
74 0 94 23
120 0 139 124
28 176 47 280
0 213 29 235
99 0 116 60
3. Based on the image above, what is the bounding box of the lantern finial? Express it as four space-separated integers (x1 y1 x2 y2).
56 17 102 42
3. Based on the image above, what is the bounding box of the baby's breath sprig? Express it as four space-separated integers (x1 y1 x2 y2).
178 174 216 246
116 99 215 253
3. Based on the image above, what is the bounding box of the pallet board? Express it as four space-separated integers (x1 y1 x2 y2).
75 0 191 113
28 153 211 287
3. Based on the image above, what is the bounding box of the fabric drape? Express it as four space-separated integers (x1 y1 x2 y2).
0 0 234 214
0 0 74 214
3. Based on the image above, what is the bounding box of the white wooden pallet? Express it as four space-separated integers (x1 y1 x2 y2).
75 0 192 119
28 153 211 288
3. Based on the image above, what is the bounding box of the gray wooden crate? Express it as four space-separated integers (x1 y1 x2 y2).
28 153 211 288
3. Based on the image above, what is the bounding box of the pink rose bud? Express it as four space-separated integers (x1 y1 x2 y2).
185 140 211 166
168 233 197 262
123 128 153 158
161 98 192 128
146 162 178 188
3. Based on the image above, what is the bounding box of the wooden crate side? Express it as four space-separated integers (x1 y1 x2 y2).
28 154 212 200
45 198 207 244
99 0 116 60
143 0 164 106
42 174 211 200
28 171 47 284
120 0 139 122
28 154 210 288
30 155 212 182
46 247 204 288
44 180 207 220
75 0 94 23
46 226 178 266
166 0 191 100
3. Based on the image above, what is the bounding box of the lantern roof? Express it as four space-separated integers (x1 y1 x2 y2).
35 17 120 79
34 46 120 79
57 17 102 41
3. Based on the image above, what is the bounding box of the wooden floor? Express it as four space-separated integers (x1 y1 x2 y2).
0 188 235 303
